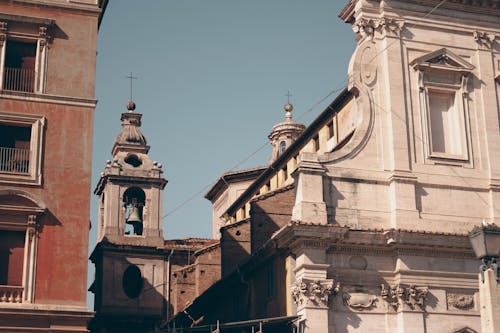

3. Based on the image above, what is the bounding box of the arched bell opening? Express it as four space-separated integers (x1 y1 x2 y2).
122 187 145 236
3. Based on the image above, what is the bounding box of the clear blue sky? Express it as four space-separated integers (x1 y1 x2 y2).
88 0 355 303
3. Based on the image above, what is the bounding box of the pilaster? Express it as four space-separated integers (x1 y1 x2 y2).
292 153 328 224
479 268 500 333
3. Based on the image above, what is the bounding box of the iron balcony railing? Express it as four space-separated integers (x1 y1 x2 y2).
0 147 30 174
3 67 35 93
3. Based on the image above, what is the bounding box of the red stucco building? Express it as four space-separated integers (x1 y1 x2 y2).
0 1 107 332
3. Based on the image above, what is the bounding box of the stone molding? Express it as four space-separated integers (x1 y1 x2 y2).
381 284 429 311
473 31 496 49
291 278 340 309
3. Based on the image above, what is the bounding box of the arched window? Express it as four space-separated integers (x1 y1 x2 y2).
123 187 146 236
279 141 286 154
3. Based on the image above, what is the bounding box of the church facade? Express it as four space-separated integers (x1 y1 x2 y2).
168 0 500 332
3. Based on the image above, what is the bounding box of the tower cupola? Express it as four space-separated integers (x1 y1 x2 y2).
268 102 305 163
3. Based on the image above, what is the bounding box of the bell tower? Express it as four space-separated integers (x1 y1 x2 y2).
94 101 167 247
90 102 168 333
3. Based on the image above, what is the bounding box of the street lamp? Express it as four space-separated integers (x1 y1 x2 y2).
468 222 500 333
469 223 500 282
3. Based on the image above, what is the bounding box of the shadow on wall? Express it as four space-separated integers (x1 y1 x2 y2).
250 186 295 252
89 256 166 333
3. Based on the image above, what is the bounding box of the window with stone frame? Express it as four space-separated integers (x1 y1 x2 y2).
0 15 53 94
0 112 45 185
411 48 474 163
426 88 466 157
0 191 43 304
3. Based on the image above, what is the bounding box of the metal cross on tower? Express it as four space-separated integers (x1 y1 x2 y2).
285 90 292 104
126 72 138 101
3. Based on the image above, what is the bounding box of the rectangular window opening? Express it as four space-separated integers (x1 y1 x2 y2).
0 124 31 174
0 230 25 286
327 120 334 139
4 40 37 93
313 135 320 152
428 90 464 157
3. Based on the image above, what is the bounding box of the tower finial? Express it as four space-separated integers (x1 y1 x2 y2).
284 90 293 120
126 72 138 112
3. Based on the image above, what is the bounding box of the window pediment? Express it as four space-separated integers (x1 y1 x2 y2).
410 48 474 74
454 327 477 333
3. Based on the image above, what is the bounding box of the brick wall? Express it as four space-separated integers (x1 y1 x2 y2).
250 187 294 252
220 219 251 277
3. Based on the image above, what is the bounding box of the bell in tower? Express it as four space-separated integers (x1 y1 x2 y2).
123 188 145 236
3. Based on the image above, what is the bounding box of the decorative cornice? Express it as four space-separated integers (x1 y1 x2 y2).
0 90 97 108
291 278 340 309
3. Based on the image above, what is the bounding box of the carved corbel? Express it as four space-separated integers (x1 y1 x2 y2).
473 31 495 49
27 215 39 241
0 21 7 47
38 26 49 49
291 278 340 308
417 70 425 91
461 73 469 96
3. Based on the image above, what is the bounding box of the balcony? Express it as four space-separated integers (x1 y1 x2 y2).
3 67 35 93
0 285 23 303
0 147 30 174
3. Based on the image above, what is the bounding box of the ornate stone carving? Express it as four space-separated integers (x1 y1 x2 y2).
473 31 495 49
27 215 38 241
38 26 49 49
447 293 474 310
342 291 377 310
352 17 404 41
0 21 7 47
381 284 428 311
291 278 340 308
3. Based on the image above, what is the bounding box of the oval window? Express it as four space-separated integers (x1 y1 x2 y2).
124 154 142 167
122 265 143 298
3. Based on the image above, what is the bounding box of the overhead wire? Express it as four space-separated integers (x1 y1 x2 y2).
163 0 499 221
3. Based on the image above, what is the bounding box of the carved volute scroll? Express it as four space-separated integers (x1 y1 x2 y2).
352 17 404 42
291 278 340 309
381 284 429 311
473 31 495 49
